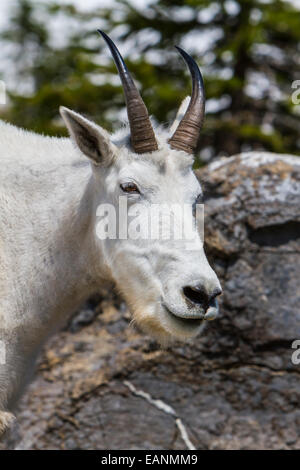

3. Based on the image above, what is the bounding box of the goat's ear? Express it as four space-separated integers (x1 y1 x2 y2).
169 96 190 136
60 106 117 166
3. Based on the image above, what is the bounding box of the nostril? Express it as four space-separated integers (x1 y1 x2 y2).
183 285 222 310
183 285 209 308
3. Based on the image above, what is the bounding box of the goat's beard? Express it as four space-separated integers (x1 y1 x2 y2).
122 292 205 347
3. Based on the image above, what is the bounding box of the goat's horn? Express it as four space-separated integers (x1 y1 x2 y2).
169 47 205 154
98 30 158 154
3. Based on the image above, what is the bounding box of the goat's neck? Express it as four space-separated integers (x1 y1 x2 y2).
19 174 110 339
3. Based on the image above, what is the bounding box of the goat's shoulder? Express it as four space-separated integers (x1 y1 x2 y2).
0 119 76 163
0 119 89 190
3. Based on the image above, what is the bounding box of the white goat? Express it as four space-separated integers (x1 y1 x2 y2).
0 32 221 435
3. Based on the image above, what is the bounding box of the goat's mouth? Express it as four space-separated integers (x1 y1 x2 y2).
162 304 204 330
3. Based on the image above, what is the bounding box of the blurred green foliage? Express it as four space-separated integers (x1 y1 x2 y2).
0 0 299 163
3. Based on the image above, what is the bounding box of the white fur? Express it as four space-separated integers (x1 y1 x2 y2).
0 102 220 435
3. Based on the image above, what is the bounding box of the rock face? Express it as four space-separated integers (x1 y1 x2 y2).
1 152 300 450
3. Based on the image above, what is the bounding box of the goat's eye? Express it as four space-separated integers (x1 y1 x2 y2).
120 182 140 194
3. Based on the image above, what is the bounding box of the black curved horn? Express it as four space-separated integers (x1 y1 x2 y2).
98 30 158 154
168 46 205 154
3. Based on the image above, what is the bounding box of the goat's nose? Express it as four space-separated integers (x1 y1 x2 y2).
183 284 222 312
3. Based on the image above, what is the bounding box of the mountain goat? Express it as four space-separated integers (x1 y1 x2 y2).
0 32 221 436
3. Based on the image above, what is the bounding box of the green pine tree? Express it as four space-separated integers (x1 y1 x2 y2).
0 0 299 162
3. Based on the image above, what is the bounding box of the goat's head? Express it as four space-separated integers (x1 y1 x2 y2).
60 32 221 345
